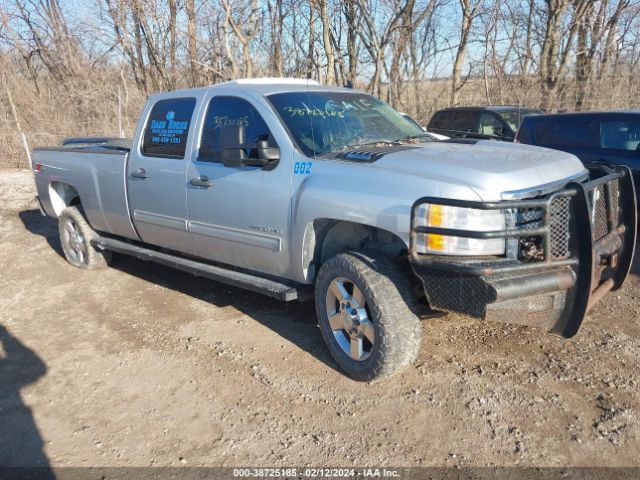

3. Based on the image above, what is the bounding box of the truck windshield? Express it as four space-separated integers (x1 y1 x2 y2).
267 91 429 157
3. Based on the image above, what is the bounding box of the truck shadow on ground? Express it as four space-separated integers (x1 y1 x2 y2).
17 209 339 375
109 254 340 374
0 324 55 478
18 209 64 259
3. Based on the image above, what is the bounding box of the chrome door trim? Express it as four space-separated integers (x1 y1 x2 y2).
188 221 282 252
133 210 188 231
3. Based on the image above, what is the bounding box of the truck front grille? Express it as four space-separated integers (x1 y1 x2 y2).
549 196 571 259
592 185 609 240
589 178 620 285
516 195 571 262
516 177 620 264
590 178 619 241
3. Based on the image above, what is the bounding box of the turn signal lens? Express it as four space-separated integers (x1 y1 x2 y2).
427 234 445 251
427 204 443 227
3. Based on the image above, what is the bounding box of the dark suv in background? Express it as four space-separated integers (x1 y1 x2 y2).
427 106 543 141
517 111 640 192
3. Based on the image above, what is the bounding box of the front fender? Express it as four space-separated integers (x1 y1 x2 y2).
289 166 481 283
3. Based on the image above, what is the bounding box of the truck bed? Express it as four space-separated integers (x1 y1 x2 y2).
32 140 138 241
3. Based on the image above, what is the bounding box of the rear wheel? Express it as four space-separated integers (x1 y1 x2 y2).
315 251 422 381
58 206 111 269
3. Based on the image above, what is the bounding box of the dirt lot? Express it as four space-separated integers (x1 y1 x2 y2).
1 170 639 468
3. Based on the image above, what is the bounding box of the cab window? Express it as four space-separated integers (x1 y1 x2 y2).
199 96 276 162
449 111 478 132
534 119 598 148
601 119 640 152
478 113 504 136
142 98 196 159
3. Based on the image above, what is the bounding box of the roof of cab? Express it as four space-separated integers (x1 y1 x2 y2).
436 106 543 113
152 78 361 98
520 110 640 121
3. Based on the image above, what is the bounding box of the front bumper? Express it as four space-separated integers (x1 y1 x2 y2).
409 165 637 337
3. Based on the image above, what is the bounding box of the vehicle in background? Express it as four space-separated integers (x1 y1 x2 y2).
399 112 449 140
517 111 640 197
427 106 544 142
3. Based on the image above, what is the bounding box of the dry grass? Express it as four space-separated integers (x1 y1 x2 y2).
1 68 639 169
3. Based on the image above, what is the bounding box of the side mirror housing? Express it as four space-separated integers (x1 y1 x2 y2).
220 124 247 168
220 125 280 168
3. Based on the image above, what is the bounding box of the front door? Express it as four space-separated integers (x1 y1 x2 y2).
127 96 199 254
186 95 292 276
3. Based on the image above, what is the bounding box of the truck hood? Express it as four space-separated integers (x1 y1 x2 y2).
370 140 588 201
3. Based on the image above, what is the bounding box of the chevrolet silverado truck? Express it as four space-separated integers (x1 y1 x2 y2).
32 78 637 381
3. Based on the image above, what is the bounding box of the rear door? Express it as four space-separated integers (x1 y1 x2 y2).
185 94 292 276
127 96 200 254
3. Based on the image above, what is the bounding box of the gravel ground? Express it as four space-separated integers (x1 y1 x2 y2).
1 170 639 468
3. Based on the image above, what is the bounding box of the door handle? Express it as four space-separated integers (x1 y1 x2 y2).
131 168 149 179
190 175 213 188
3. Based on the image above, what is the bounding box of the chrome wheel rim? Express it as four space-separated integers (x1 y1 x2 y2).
325 277 375 361
62 218 88 266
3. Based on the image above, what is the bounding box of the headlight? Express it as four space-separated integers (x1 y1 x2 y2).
414 204 506 255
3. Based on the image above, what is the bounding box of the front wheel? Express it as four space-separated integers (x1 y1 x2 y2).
315 251 422 381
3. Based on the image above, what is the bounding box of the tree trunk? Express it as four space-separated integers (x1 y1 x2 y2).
317 0 335 84
451 0 477 106
186 0 198 86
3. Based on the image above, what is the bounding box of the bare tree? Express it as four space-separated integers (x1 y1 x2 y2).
222 0 260 78
451 0 483 106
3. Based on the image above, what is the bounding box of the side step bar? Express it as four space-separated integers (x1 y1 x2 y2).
92 237 299 301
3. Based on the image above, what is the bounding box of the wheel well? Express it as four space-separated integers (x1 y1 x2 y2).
302 219 408 281
49 182 81 217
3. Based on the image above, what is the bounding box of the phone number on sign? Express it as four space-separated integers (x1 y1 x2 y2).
233 468 357 478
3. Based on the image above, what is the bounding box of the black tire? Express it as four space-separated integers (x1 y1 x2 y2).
58 206 111 269
315 251 422 381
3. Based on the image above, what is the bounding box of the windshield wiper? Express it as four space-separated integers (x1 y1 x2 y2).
342 139 401 150
393 133 434 142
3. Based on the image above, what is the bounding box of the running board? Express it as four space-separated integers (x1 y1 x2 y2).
91 237 299 301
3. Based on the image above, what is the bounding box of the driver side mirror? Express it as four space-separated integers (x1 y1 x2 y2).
220 124 280 168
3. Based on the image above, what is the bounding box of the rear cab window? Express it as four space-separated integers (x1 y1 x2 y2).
142 98 197 158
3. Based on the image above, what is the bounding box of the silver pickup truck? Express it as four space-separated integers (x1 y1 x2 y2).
32 78 637 381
